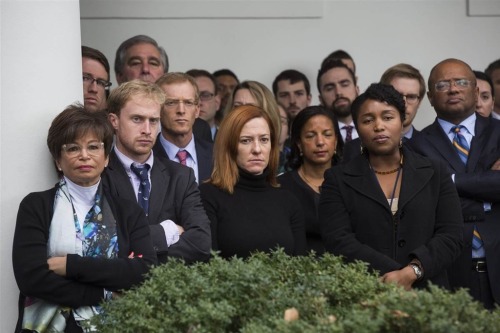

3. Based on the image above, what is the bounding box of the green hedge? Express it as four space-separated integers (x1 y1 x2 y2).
93 250 500 332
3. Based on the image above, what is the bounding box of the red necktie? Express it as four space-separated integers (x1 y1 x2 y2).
176 150 188 166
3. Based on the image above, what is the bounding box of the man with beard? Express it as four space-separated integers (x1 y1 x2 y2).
272 69 312 121
317 59 359 144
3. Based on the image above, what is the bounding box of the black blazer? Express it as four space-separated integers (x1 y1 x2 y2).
193 118 213 143
319 147 463 288
408 115 500 301
152 134 214 183
13 185 157 332
103 150 211 264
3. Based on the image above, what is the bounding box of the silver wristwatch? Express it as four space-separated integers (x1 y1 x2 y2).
409 263 423 280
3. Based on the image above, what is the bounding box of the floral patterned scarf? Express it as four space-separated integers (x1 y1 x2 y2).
22 178 118 332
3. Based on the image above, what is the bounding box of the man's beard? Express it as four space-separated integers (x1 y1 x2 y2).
330 97 352 118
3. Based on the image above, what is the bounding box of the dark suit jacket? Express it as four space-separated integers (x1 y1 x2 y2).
13 185 157 332
152 134 214 183
193 118 213 142
408 115 500 301
103 150 211 264
319 147 464 288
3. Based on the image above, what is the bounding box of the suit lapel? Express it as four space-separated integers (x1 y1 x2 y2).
148 158 169 223
468 116 488 171
398 151 434 211
152 134 170 160
343 157 390 211
107 151 138 203
424 121 465 172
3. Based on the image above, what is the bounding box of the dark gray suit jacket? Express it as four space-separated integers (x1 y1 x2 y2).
408 115 500 302
103 150 211 264
152 134 214 183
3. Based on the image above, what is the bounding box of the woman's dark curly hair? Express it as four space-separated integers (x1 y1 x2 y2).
351 83 406 130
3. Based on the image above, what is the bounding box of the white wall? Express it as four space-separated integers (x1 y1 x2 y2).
81 0 500 130
0 1 82 331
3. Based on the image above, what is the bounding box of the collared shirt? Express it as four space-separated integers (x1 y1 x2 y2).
338 120 359 142
492 111 500 120
438 112 476 147
159 134 200 183
404 126 414 140
114 146 154 200
210 125 217 140
113 146 180 247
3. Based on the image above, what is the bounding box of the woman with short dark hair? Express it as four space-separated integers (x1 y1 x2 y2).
13 105 156 332
319 84 463 290
278 106 342 255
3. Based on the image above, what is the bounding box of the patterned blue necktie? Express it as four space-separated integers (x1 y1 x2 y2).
130 163 151 215
451 125 469 165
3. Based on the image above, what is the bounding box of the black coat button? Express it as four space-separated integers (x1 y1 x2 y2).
398 240 406 247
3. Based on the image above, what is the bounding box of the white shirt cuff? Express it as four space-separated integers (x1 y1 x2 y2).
160 220 180 247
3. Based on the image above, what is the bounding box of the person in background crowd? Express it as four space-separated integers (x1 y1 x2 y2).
13 106 156 332
317 59 359 144
277 105 290 174
114 35 211 141
272 69 312 120
279 106 342 254
485 59 500 120
473 70 495 118
153 73 214 183
321 49 357 74
186 69 221 140
114 34 168 85
82 46 111 112
213 68 239 124
199 105 306 258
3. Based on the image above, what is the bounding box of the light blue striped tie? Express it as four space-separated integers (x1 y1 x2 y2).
451 125 469 165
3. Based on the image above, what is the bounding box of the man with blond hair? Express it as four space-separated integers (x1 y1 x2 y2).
103 79 211 264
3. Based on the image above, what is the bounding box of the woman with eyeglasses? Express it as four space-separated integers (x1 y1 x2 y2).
319 84 463 290
12 105 156 333
199 105 306 259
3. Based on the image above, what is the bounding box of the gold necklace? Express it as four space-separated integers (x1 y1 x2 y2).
372 167 401 175
299 167 321 192
370 153 404 175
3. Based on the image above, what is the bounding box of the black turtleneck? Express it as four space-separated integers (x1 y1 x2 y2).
199 169 306 258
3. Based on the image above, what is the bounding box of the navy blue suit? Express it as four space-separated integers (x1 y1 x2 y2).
408 115 500 304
